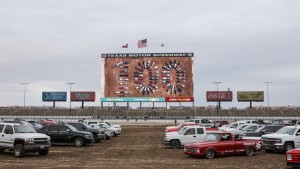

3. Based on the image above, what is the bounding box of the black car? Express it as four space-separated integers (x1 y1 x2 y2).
38 124 93 147
68 122 105 143
244 125 285 137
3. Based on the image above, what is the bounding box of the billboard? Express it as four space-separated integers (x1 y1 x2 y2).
100 97 165 102
71 92 95 101
237 91 264 102
206 91 233 101
165 97 194 102
42 92 67 101
100 53 194 101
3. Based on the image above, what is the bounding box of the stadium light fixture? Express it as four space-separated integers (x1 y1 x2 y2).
67 82 75 115
213 82 221 113
264 82 272 113
21 82 29 110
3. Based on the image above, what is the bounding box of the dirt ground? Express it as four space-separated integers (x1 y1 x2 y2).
0 125 291 169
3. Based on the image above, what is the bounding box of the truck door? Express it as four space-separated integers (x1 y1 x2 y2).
218 133 235 155
0 124 6 148
48 126 60 142
294 129 300 148
58 126 72 143
1 125 14 148
181 128 197 145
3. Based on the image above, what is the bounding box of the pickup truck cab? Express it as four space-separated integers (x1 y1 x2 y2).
163 126 208 148
184 132 262 159
262 126 300 152
0 123 51 158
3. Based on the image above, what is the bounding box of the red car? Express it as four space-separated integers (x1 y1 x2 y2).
40 119 57 126
286 149 300 167
184 132 262 159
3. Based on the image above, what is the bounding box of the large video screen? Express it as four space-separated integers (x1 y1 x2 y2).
101 53 193 100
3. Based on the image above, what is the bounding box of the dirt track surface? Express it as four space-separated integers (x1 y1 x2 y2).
0 125 292 169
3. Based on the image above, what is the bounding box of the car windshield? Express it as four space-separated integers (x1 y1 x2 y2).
14 126 36 133
178 127 187 133
105 122 112 127
204 134 220 141
276 127 296 135
239 125 248 130
66 125 78 131
179 127 189 135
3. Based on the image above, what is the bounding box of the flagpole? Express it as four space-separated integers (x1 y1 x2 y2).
166 43 168 53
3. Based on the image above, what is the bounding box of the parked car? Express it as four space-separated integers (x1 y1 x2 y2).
184 132 262 159
243 125 285 137
262 126 300 152
89 124 114 140
163 126 208 148
185 119 215 127
165 122 198 133
87 121 121 137
38 123 93 147
0 123 51 158
68 122 106 143
286 148 300 167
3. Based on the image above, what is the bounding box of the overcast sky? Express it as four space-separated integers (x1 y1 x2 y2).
0 0 299 108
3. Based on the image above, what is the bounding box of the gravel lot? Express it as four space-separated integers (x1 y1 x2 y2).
0 125 292 169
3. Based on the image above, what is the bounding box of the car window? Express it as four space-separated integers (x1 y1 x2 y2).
263 126 273 132
184 128 196 135
4 125 14 134
274 126 284 131
0 124 4 133
221 134 231 141
195 120 200 123
49 126 59 132
59 126 70 132
197 128 204 134
252 121 258 124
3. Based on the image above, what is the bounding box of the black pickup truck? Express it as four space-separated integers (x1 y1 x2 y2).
68 122 105 143
38 124 93 147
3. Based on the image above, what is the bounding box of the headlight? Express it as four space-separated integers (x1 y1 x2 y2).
287 154 292 161
25 138 34 144
274 138 282 143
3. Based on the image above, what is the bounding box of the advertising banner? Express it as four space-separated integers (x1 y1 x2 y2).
206 91 233 101
42 92 67 101
237 91 264 101
100 53 194 100
165 97 194 102
100 97 165 102
71 92 95 101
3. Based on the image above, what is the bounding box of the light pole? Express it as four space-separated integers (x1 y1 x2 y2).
67 82 75 115
21 83 29 110
264 82 272 113
213 82 221 113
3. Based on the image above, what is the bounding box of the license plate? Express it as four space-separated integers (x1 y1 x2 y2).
40 146 45 149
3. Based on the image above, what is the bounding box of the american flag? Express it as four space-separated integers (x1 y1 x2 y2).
138 39 147 48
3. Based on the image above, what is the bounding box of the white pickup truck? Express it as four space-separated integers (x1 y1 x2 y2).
0 123 51 158
163 126 208 148
262 126 300 152
185 119 215 127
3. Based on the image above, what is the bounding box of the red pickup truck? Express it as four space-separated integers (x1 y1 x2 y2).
286 149 300 167
184 131 262 159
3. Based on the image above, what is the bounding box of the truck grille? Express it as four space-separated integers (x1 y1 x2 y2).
34 138 48 144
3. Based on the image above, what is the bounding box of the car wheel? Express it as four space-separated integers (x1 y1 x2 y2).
39 149 49 156
245 147 254 156
284 143 294 152
170 140 180 149
74 137 84 147
14 144 25 158
113 131 117 137
205 149 215 159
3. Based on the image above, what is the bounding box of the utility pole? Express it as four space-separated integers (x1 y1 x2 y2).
21 83 29 115
264 82 272 114
213 82 221 113
67 82 75 116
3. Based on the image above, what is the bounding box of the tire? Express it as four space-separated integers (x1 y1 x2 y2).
245 147 254 156
38 149 49 156
74 137 84 147
14 144 25 158
205 149 215 159
113 131 117 137
284 143 294 152
170 140 180 149
105 134 110 140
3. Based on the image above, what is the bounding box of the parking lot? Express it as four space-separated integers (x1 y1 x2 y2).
0 125 290 169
